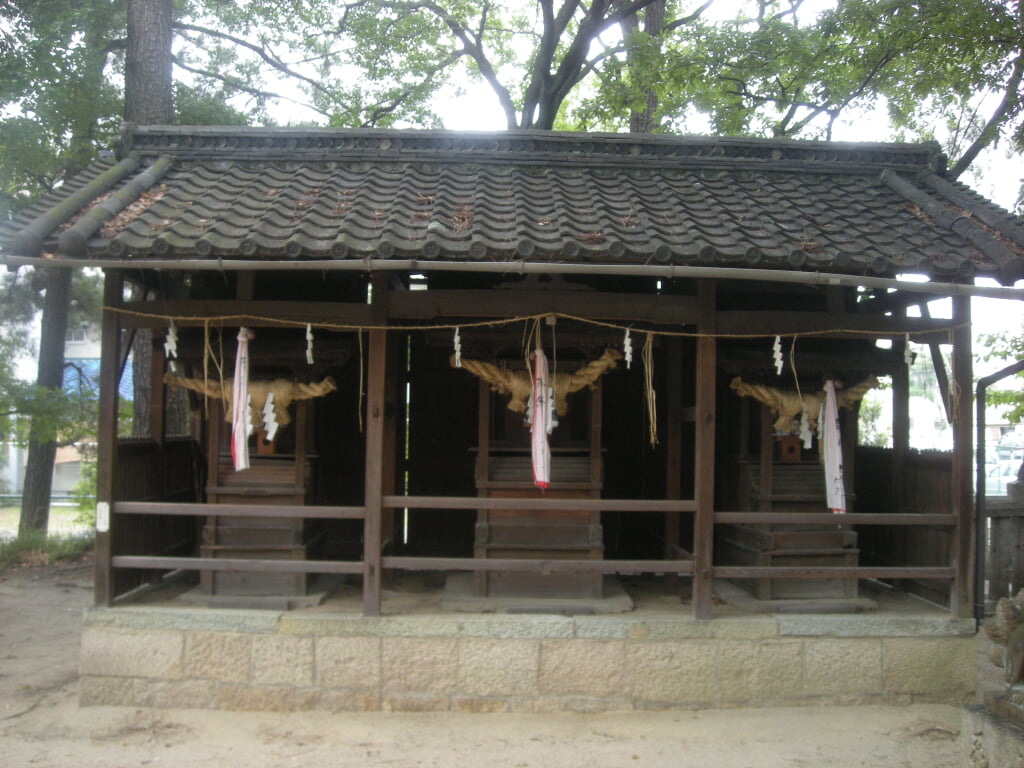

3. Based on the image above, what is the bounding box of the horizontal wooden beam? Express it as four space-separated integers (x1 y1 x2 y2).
713 566 955 580
385 495 697 513
389 290 699 324
111 556 365 574
113 501 366 519
382 556 695 574
118 299 374 328
714 512 955 526
716 310 956 338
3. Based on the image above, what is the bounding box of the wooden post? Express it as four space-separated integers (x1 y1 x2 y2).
380 331 401 590
95 270 123 606
892 335 910 512
693 280 717 619
951 295 973 616
758 405 774 514
664 337 683 592
148 334 167 444
754 404 775 600
474 380 491 595
149 335 167 503
362 274 389 616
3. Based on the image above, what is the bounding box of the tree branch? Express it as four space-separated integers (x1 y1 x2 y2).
950 51 1024 179
173 22 327 96
661 0 716 33
401 1 519 127
171 56 327 115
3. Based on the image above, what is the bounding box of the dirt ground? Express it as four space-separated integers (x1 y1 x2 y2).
0 558 980 768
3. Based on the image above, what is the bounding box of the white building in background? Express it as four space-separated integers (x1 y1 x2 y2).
2 323 110 504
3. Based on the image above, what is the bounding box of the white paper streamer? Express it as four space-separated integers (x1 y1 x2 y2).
624 328 633 370
263 390 279 442
231 327 252 471
773 335 784 375
821 380 846 513
453 326 462 368
306 323 314 365
164 320 178 359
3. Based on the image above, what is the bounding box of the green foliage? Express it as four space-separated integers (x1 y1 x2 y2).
858 394 891 448
981 330 1024 423
71 455 98 525
568 0 1024 172
0 269 103 448
0 528 94 571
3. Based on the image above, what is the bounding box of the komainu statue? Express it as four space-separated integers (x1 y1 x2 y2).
984 589 1024 703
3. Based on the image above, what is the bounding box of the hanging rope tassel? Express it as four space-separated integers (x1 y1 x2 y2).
643 332 657 447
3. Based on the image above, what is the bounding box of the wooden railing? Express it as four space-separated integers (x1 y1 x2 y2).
105 494 959 614
110 502 366 581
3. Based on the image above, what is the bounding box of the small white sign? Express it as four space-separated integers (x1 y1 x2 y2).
96 501 110 533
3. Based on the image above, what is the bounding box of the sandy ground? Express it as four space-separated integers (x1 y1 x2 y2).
0 558 979 768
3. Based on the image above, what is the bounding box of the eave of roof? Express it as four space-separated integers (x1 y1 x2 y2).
2 125 1023 288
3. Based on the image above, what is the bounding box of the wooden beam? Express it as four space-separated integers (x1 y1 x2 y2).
113 501 365 518
384 495 697 512
718 348 901 375
715 512 955 526
716 310 957 338
113 556 364 575
951 295 973 617
382 557 695 574
693 280 717 619
714 566 954 580
362 274 389 616
917 302 953 421
95 270 124 607
118 299 375 328
389 289 699 324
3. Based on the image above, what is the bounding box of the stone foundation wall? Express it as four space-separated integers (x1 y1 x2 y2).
79 608 977 712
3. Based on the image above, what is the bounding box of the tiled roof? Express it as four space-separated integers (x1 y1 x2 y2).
3 126 1024 285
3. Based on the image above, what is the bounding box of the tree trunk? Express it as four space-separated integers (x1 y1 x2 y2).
18 268 72 536
17 11 111 537
126 0 176 437
622 0 665 134
125 0 174 124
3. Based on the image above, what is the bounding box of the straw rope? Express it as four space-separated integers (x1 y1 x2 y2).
103 305 968 341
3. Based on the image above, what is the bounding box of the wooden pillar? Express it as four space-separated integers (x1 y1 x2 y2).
951 295 973 616
380 331 401 589
474 380 491 596
148 334 168 502
362 274 389 616
664 337 682 592
892 335 910 512
95 270 124 606
148 333 167 444
757 405 774 513
693 280 717 619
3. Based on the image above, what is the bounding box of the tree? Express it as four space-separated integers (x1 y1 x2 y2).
13 0 117 536
126 0 174 124
2 0 249 535
577 1 1024 183
981 330 1024 425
